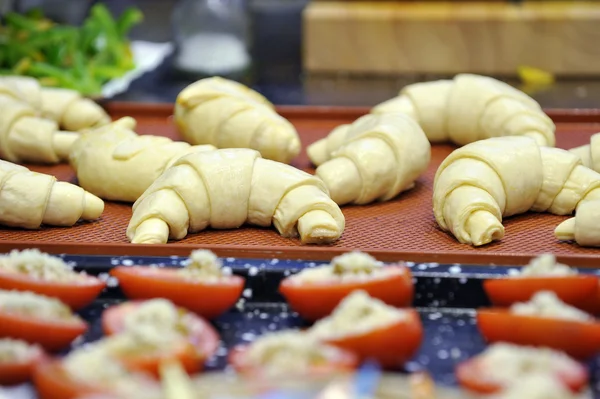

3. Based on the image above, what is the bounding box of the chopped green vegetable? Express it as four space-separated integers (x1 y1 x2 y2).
0 4 143 96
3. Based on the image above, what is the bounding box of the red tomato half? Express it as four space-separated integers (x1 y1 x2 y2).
0 345 47 385
279 265 413 321
117 340 202 378
34 361 105 399
319 309 423 368
101 301 220 372
455 354 589 394
33 360 159 399
111 266 244 319
228 342 358 378
0 271 106 311
0 310 87 352
484 275 599 309
477 309 600 359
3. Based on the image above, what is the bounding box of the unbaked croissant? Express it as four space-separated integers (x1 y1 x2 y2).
555 200 600 247
0 76 42 109
308 113 430 205
40 87 111 131
70 117 217 203
0 159 104 229
433 136 600 246
174 77 301 164
0 94 80 164
127 148 345 245
569 133 600 173
367 74 556 147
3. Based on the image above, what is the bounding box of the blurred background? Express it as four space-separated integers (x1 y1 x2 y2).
1 0 600 108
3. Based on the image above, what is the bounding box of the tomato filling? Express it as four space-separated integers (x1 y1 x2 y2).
510 291 594 322
287 251 405 284
0 249 86 283
0 337 41 363
308 290 408 339
0 289 77 321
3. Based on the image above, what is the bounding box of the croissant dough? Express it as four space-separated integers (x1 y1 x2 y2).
0 160 104 229
0 94 80 164
174 77 301 164
127 148 345 245
70 117 217 202
555 200 600 247
40 87 111 131
434 136 600 246
0 76 42 110
308 113 430 205
569 133 600 173
367 74 556 146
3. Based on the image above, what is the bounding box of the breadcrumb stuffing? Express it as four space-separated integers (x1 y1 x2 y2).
491 373 583 399
308 290 407 339
63 339 159 397
0 289 74 320
518 254 577 277
0 249 82 282
177 250 228 282
122 299 191 346
0 338 40 363
244 331 340 376
474 343 582 385
290 251 400 283
511 291 593 322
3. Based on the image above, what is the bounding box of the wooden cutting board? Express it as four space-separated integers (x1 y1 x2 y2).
303 1 600 76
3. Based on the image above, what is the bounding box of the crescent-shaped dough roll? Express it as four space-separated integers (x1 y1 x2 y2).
555 200 600 247
127 148 345 245
370 74 556 147
434 136 600 246
433 136 543 246
40 87 111 131
309 113 431 205
569 133 600 173
0 94 80 164
70 117 217 203
0 76 42 109
0 160 104 229
174 77 301 164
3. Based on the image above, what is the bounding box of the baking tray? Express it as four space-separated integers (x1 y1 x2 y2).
3 255 600 398
2 104 600 266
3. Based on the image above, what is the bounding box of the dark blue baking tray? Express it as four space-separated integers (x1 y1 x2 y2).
3 255 600 398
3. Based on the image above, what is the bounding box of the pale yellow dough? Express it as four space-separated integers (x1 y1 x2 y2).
332 73 555 147
555 199 600 247
40 87 111 131
0 76 42 109
434 136 600 246
127 148 345 245
0 160 104 229
70 117 216 202
308 113 430 205
569 133 600 173
174 77 301 164
0 93 80 164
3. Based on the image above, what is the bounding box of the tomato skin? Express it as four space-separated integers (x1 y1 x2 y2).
0 348 47 385
33 361 103 399
0 271 106 311
318 309 423 369
228 343 358 378
484 275 599 309
0 311 87 352
477 309 600 359
110 266 244 319
279 265 413 322
455 356 588 394
101 301 220 373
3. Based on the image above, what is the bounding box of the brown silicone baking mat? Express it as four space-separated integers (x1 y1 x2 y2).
2 103 600 266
